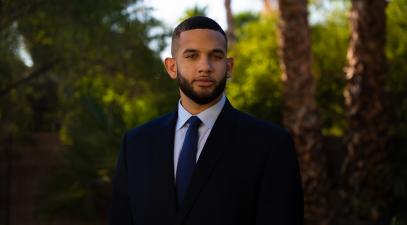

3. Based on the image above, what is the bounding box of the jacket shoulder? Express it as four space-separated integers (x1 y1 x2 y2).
234 110 293 143
236 111 288 133
126 112 174 139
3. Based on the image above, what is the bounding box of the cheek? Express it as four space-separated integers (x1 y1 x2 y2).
177 64 196 76
177 67 193 81
214 62 228 73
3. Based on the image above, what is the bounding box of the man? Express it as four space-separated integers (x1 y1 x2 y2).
109 16 303 225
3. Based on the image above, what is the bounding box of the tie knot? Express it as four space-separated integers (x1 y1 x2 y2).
188 116 201 128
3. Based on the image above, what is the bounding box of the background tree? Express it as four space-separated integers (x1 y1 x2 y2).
224 0 236 46
311 3 349 137
261 0 278 15
386 1 407 223
342 0 390 224
178 5 208 22
277 0 332 224
228 12 282 123
1 0 176 220
2 0 407 224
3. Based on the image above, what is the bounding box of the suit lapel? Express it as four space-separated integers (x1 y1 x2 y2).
150 111 178 220
175 100 239 224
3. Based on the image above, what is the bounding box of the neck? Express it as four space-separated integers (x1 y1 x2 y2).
180 92 223 115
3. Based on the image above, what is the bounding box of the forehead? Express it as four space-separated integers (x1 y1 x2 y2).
177 29 227 52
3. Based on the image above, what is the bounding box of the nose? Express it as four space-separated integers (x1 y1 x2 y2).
197 56 213 74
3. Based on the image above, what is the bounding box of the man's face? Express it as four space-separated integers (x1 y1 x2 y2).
164 29 233 105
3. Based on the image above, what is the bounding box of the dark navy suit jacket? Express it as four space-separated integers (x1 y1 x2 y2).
109 100 303 225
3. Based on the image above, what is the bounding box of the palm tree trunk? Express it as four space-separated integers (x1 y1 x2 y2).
277 1 332 224
261 0 278 16
342 0 390 223
224 0 236 46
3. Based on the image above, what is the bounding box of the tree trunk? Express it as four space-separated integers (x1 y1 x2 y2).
277 1 332 224
224 0 236 46
342 0 389 223
262 0 278 15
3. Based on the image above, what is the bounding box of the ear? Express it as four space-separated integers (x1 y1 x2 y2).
226 57 234 78
164 57 177 80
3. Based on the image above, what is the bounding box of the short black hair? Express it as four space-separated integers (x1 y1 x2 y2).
171 16 228 56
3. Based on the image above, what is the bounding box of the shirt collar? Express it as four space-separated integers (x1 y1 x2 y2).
176 94 226 130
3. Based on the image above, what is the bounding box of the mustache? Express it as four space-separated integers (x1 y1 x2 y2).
193 77 216 82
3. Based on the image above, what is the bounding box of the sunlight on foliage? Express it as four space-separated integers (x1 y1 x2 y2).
228 13 283 124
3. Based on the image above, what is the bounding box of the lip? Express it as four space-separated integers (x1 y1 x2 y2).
194 78 215 87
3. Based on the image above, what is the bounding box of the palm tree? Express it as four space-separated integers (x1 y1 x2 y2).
277 0 332 224
224 0 236 46
179 5 208 22
261 0 278 15
342 0 390 223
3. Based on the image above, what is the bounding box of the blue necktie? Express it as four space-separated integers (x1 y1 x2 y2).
176 116 201 208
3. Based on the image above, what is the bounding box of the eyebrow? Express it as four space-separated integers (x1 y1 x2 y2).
211 49 226 55
182 49 199 55
182 48 226 55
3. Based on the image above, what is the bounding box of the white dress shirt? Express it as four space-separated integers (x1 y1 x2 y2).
173 95 226 178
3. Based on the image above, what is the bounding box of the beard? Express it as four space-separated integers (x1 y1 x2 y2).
177 70 227 105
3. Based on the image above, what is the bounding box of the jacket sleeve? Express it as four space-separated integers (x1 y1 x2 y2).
255 132 304 225
109 132 133 225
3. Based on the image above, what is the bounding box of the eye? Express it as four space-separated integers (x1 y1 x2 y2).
185 54 197 59
212 54 224 60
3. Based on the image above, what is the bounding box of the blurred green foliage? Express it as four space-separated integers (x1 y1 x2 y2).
1 0 176 219
228 12 283 124
228 6 349 133
387 0 407 137
311 5 349 137
386 0 407 222
178 5 208 22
